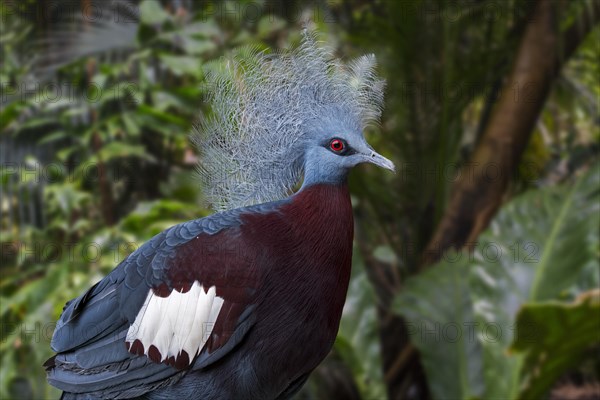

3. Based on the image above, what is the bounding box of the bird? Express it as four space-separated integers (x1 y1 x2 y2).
45 30 394 400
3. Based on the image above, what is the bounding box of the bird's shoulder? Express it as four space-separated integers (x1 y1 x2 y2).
120 198 285 285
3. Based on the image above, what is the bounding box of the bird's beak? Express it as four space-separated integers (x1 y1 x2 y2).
363 149 396 172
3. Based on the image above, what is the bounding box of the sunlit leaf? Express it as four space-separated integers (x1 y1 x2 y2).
509 291 600 399
139 0 170 26
159 54 202 78
92 142 155 163
137 104 188 127
395 254 485 400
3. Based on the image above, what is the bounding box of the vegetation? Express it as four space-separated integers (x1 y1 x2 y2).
1 0 598 399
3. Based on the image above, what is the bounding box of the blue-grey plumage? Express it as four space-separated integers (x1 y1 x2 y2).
46 30 394 399
194 30 389 211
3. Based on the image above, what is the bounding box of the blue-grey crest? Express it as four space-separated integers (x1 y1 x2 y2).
194 30 393 211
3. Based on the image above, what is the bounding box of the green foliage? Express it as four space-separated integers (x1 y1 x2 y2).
335 249 386 400
510 291 600 400
394 165 600 400
395 255 485 400
121 199 204 238
139 0 171 25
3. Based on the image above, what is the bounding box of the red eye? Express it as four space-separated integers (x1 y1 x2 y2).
330 139 345 153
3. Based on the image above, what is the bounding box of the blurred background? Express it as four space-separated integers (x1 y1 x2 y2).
1 0 599 399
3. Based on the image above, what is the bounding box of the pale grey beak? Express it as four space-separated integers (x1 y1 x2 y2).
364 149 395 172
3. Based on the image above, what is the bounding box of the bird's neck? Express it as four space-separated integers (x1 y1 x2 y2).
301 160 349 188
291 182 351 214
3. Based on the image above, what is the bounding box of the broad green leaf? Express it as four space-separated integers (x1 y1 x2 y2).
373 245 397 264
509 291 600 399
15 116 57 132
178 38 216 56
93 142 155 163
120 199 201 237
139 0 170 26
36 130 69 145
471 166 600 398
0 100 24 131
180 21 221 38
395 254 485 400
121 112 141 136
337 249 386 400
159 29 217 55
137 104 188 127
159 55 202 78
152 91 188 112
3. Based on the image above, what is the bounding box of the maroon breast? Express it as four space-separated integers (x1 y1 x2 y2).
240 183 355 372
160 183 354 378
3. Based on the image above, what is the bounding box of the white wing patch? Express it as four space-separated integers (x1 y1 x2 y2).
125 281 224 368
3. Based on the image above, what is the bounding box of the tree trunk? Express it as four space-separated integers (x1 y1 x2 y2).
422 0 600 267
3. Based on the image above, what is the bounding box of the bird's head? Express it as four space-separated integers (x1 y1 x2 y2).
196 30 393 211
301 105 395 186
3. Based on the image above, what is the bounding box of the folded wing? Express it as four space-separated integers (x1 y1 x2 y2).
46 210 261 398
